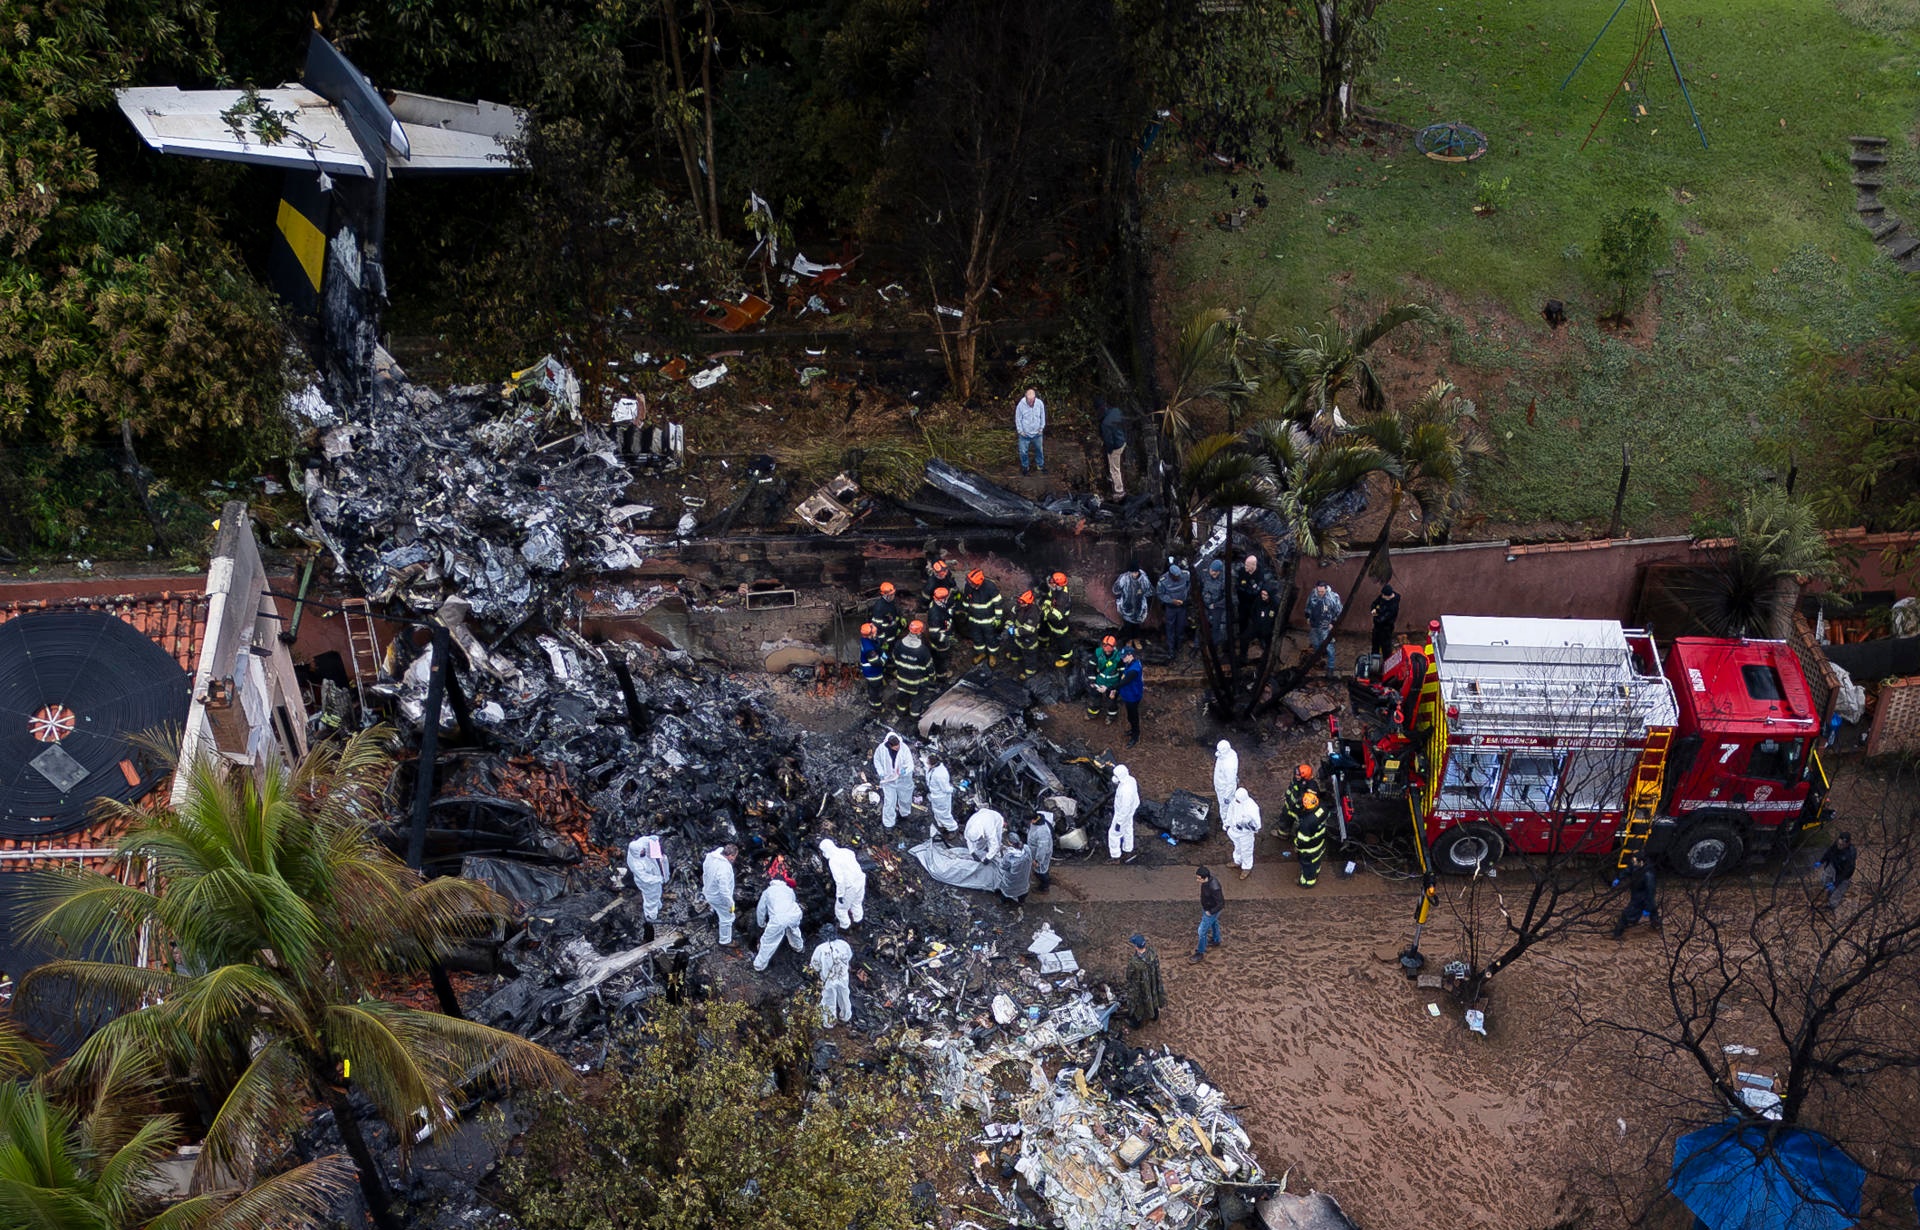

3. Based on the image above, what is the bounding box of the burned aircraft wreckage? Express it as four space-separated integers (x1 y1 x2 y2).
266 324 1372 1229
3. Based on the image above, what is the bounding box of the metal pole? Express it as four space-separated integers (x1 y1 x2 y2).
406 624 450 871
279 554 318 645
1607 443 1632 539
1560 0 1635 90
1656 22 1710 150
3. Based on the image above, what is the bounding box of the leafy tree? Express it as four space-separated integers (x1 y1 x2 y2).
1594 205 1666 320
1775 301 1920 560
0 0 288 461
1341 377 1491 614
1120 0 1298 167
1290 0 1386 138
1160 307 1260 453
882 0 1129 401
1269 303 1434 436
502 997 964 1230
19 729 572 1230
432 116 726 402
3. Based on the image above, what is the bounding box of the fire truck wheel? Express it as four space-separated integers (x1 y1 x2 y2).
1669 818 1746 878
1431 823 1505 875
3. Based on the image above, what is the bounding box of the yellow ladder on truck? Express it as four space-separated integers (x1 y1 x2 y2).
338 598 383 712
1615 727 1674 871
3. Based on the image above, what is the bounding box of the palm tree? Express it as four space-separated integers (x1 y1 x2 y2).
19 729 573 1230
1270 303 1435 435
1160 308 1261 458
1177 422 1392 718
1177 433 1281 717
1341 378 1492 617
0 1049 350 1230
1677 487 1840 639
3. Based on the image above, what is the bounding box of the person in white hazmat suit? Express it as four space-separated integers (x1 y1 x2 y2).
1109 765 1140 860
871 733 916 828
753 876 806 971
702 844 738 946
626 834 669 938
926 753 957 832
963 808 1005 861
809 924 854 1028
1224 787 1263 878
1212 740 1239 824
819 837 867 929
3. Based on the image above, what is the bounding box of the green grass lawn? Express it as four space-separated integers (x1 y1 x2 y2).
1148 0 1920 531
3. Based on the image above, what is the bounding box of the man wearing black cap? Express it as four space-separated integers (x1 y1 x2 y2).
1124 933 1166 1027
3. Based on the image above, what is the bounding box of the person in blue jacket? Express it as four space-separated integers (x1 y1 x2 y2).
858 621 887 713
1118 644 1145 747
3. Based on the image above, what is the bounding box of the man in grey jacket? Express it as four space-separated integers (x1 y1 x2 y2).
1305 582 1345 673
1201 559 1228 650
1014 387 1047 475
1156 559 1191 658
1114 561 1152 645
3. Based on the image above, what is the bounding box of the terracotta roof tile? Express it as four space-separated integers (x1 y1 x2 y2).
0 592 210 673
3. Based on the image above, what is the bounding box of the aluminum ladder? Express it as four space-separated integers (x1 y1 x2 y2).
1614 727 1674 871
339 598 383 711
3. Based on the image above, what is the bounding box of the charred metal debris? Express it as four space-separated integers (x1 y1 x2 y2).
290 354 1294 1227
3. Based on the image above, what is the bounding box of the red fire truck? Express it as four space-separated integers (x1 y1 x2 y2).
1329 615 1834 877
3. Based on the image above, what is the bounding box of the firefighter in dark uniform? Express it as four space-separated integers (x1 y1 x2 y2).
858 622 887 713
1042 572 1074 668
1011 590 1044 679
870 581 901 652
1293 790 1329 888
891 620 934 720
962 569 1003 666
1280 762 1318 851
1086 634 1122 721
923 558 956 605
925 587 956 679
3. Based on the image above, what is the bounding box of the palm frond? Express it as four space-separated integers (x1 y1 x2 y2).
1351 303 1437 353
195 1041 306 1191
0 1018 44 1079
89 1112 179 1224
147 1155 356 1230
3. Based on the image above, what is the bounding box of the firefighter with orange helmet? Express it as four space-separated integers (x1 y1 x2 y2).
1042 572 1074 667
922 557 955 605
1086 634 1123 722
892 619 934 720
925 587 956 678
1281 762 1319 850
1010 590 1044 679
871 581 901 651
1293 790 1330 888
961 568 1003 666
858 622 887 712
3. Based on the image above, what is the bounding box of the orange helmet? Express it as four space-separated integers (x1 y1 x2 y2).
1301 792 1320 809
860 622 876 637
1018 590 1035 605
931 560 950 575
933 586 950 601
968 569 986 585
1050 572 1068 588
1296 763 1314 780
879 581 895 597
908 619 926 634
1102 635 1116 649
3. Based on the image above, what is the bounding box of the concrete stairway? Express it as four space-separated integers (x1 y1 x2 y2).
1849 136 1920 272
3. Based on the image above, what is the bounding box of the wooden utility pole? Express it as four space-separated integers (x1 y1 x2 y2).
1607 443 1631 539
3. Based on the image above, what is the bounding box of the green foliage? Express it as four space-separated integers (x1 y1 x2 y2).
1472 175 1511 214
502 998 963 1230
19 729 571 1225
431 116 726 397
1120 0 1298 167
1593 206 1665 317
1269 302 1435 433
1777 301 1920 552
1673 486 1840 640
0 0 288 460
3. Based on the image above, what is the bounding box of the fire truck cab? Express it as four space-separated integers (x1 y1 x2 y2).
1342 615 1831 878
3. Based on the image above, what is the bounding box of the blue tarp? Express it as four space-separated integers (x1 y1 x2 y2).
1670 1119 1864 1230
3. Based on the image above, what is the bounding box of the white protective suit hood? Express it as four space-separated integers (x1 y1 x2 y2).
1112 765 1130 784
820 838 841 859
1217 740 1232 754
1235 787 1251 804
